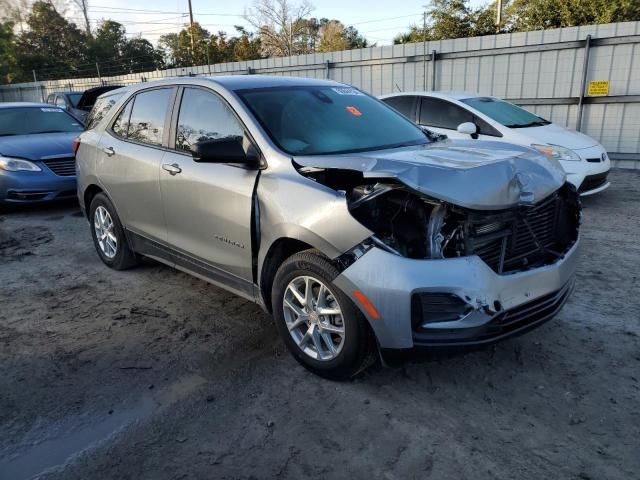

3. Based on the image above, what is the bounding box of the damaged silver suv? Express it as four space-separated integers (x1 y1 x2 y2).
76 76 581 379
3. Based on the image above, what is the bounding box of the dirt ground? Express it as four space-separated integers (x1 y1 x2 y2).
1 169 639 480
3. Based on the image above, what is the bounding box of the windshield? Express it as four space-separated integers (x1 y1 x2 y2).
462 97 550 128
237 86 429 155
0 107 84 136
68 93 83 107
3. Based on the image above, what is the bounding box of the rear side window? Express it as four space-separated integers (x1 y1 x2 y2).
55 96 66 107
123 88 173 146
86 93 123 130
382 96 418 122
419 97 474 129
112 100 133 138
175 88 244 153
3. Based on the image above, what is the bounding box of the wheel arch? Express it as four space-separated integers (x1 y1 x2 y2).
83 184 104 220
259 237 316 313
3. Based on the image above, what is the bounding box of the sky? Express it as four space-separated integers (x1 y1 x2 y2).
68 0 488 46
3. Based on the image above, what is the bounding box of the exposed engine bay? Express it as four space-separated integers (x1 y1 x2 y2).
299 167 581 274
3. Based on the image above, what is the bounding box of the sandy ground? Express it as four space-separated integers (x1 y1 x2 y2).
1 169 639 480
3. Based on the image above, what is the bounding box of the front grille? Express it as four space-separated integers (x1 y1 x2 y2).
579 171 608 193
43 157 76 176
411 280 574 346
466 186 580 274
7 190 49 200
494 280 573 329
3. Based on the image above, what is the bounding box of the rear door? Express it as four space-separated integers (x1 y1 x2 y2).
97 87 176 243
160 86 259 293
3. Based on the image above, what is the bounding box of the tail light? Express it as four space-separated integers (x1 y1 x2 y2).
72 137 81 154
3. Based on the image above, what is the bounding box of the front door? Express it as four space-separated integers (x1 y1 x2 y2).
418 97 500 141
160 86 259 292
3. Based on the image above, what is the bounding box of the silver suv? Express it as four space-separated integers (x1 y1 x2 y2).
76 76 581 378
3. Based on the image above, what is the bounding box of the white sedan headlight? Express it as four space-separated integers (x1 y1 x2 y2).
0 156 42 172
531 144 581 162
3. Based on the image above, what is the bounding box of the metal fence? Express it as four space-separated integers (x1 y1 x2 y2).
2 21 639 165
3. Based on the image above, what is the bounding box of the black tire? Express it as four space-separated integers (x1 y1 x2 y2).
271 250 376 380
89 193 139 270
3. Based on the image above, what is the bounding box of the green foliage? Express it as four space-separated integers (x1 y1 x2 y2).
15 1 89 79
158 23 262 68
0 20 17 83
395 0 640 44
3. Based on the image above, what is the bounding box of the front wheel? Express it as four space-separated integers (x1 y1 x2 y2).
271 251 375 379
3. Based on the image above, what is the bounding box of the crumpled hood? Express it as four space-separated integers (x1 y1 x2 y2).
294 139 566 210
515 123 598 150
0 132 78 161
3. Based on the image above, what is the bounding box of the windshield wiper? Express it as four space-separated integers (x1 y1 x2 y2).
506 120 550 128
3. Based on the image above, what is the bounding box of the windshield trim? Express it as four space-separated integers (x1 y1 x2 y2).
235 85 430 156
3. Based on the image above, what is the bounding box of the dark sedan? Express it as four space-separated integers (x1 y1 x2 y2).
0 103 84 204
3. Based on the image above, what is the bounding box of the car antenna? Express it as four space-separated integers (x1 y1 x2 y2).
395 83 402 92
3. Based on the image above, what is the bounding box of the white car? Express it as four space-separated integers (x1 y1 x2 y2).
379 92 611 196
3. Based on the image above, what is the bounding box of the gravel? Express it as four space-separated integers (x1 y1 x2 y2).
1 169 639 480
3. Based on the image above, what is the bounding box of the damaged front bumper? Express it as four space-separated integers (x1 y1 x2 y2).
333 238 580 349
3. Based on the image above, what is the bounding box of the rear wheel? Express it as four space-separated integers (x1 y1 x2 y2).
89 193 138 270
271 250 375 379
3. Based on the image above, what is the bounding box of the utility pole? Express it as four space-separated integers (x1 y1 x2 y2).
423 11 427 91
188 0 195 64
496 0 503 33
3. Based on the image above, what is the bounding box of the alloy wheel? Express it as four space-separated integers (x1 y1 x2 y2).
282 275 345 361
94 205 117 259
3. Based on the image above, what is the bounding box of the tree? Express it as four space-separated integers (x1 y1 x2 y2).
231 26 262 61
15 1 89 79
316 20 368 52
318 20 349 52
121 37 164 73
0 20 18 83
159 22 210 67
244 0 314 56
90 20 127 61
427 0 473 39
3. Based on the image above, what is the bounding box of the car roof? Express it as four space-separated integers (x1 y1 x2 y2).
117 75 346 94
380 91 486 101
0 102 57 109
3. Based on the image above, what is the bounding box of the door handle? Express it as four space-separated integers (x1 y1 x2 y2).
162 163 182 175
102 146 115 157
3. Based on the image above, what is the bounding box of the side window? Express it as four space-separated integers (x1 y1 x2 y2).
46 94 55 104
112 99 133 138
419 97 473 129
86 93 123 130
475 117 502 137
55 96 67 107
126 88 173 146
382 96 418 122
175 88 244 153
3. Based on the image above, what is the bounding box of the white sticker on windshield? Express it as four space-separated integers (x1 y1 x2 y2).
41 108 64 113
331 87 363 96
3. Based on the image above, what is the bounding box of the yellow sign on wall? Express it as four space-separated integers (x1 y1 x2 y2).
587 80 609 96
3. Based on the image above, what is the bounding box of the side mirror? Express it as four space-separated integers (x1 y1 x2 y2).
457 122 478 138
192 137 259 166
